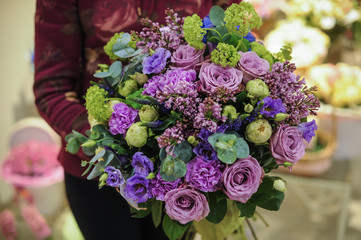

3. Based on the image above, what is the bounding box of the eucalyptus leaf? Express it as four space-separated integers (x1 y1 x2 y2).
160 156 187 182
109 61 123 78
173 141 193 163
112 41 129 52
72 130 88 143
234 138 249 159
209 6 225 27
66 137 80 154
115 47 136 58
82 145 97 156
93 71 111 78
217 148 237 164
87 160 106 180
65 133 75 142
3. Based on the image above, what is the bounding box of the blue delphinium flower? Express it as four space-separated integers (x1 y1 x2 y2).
260 97 286 118
298 119 318 143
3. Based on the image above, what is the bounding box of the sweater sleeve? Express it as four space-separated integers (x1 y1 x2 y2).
34 0 90 156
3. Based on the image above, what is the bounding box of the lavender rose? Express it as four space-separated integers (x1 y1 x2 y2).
131 152 154 176
238 51 270 84
164 188 210 224
198 62 243 94
185 157 223 192
108 103 138 135
142 48 171 74
150 172 182 201
171 45 205 70
270 125 306 165
104 166 125 188
125 174 150 203
222 156 263 203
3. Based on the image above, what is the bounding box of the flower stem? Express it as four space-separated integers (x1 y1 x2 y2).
245 218 258 240
255 211 269 227
203 28 223 42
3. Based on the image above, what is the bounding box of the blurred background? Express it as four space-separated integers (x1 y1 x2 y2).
0 0 360 239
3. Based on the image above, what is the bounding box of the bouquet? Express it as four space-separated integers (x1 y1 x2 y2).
66 2 320 239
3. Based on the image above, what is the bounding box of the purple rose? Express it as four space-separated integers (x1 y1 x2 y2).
104 166 125 188
270 125 306 165
260 97 286 118
198 63 243 94
298 119 318 143
171 45 205 70
142 48 171 74
109 103 138 135
222 156 263 203
238 51 270 84
125 174 150 203
150 172 182 201
131 152 154 176
164 188 210 224
185 157 223 192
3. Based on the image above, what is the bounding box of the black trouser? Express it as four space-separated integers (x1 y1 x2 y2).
64 172 168 240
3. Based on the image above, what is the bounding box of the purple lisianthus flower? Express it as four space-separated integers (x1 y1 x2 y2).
238 51 270 83
150 172 182 201
171 45 205 70
185 157 224 192
164 188 210 224
104 166 125 188
270 125 306 165
125 174 150 203
298 120 318 143
109 103 138 135
260 97 286 118
222 156 263 203
131 152 154 176
142 48 171 74
198 63 243 94
193 142 218 161
198 128 213 142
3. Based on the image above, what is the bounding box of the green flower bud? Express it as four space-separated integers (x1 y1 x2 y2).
222 105 239 120
131 72 148 85
273 179 286 192
139 105 159 123
98 173 108 188
125 122 148 148
246 79 270 99
187 136 199 147
118 79 139 97
283 162 293 167
81 139 97 148
244 103 254 113
245 118 272 144
274 113 289 122
146 172 155 180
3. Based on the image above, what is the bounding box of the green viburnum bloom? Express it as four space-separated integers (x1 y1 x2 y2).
211 43 241 68
183 14 206 50
224 2 262 37
85 85 112 123
103 32 137 60
250 42 274 66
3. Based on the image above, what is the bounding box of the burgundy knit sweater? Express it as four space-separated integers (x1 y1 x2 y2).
34 0 239 178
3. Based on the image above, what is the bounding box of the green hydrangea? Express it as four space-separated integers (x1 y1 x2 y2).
103 32 137 60
224 2 262 37
183 14 206 50
85 85 112 123
210 43 241 68
250 42 274 66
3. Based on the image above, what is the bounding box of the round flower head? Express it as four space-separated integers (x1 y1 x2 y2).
270 124 306 165
139 105 158 123
104 166 125 187
125 122 148 148
224 2 262 37
238 51 270 83
259 97 286 118
125 174 150 203
222 156 263 203
210 43 241 68
85 85 112 123
298 119 318 143
108 103 138 135
171 44 205 70
245 79 270 99
150 172 182 201
245 118 272 144
183 14 207 50
164 188 210 224
142 48 171 74
131 152 154 176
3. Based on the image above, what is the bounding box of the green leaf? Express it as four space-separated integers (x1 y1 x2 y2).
209 6 225 27
217 148 237 164
112 41 129 52
208 133 223 147
82 145 97 156
173 141 193 163
160 156 187 182
66 137 80 154
159 147 167 161
93 71 111 78
90 129 101 140
130 202 152 218
65 133 75 143
234 138 249 159
120 33 131 44
104 152 115 166
152 200 163 228
109 61 123 78
72 130 88 143
87 160 105 180
206 191 227 224
162 214 190 240
236 202 256 218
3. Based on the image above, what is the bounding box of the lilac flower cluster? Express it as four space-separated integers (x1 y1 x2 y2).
263 61 320 125
194 98 226 132
157 122 187 148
